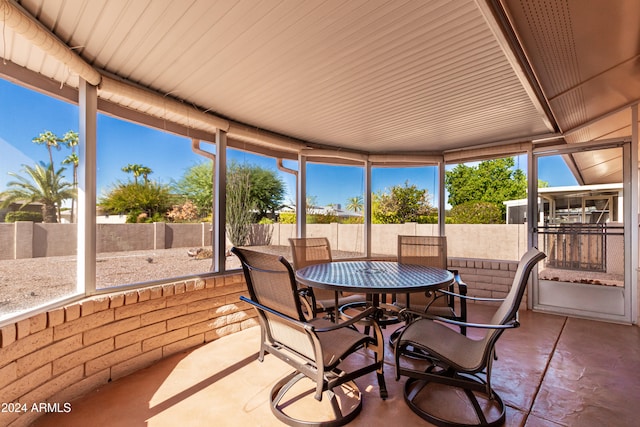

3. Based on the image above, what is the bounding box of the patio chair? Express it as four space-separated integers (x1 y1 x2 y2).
395 235 468 335
289 237 365 319
394 247 545 427
232 247 387 427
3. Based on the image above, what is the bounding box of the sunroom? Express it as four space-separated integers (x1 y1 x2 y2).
1 1 639 426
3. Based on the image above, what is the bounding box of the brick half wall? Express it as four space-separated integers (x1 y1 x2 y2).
0 272 255 427
449 258 525 308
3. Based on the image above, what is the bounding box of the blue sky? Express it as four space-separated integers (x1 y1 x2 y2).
1 77 576 209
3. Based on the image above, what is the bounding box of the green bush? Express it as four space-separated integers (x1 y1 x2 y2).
448 201 503 224
4 211 43 223
278 212 296 224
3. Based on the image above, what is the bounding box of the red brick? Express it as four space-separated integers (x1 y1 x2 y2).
138 288 151 302
53 310 115 341
16 318 31 339
189 317 226 336
175 282 186 294
85 343 141 376
0 363 51 404
162 284 175 297
140 305 186 326
83 317 141 345
225 291 246 305
167 311 209 331
114 298 166 320
209 304 238 319
48 368 110 406
92 296 111 312
52 338 114 376
194 279 206 291
187 297 224 313
115 322 166 349
19 365 84 409
0 362 17 389
226 311 251 325
80 300 96 316
240 318 259 330
142 328 188 352
124 290 139 305
16 334 83 377
47 308 65 327
149 286 163 300
64 303 81 321
204 323 241 341
165 289 209 307
29 313 47 334
1 323 17 348
163 334 203 358
185 280 197 292
110 294 125 308
0 329 53 368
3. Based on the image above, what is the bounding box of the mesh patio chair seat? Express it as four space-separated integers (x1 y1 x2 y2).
232 247 387 427
394 248 546 427
289 237 365 319
394 235 468 335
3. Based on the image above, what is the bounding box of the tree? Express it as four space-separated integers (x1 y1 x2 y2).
449 201 503 224
231 162 285 219
0 162 75 223
346 195 363 213
32 131 62 172
172 161 213 217
61 130 79 223
372 181 435 224
121 163 153 185
172 161 285 220
445 158 526 221
99 181 172 223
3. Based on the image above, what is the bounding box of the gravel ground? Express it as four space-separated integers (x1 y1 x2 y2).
2 246 621 318
0 245 361 317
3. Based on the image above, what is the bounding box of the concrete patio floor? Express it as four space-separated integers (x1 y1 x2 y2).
32 305 640 427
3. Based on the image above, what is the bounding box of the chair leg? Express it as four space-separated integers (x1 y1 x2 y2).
402 373 506 427
270 370 364 427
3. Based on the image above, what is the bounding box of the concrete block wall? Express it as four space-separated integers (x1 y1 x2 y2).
0 272 255 427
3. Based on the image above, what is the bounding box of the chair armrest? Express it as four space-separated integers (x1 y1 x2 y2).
240 295 377 332
437 288 505 303
313 306 377 332
240 295 308 329
451 271 468 295
399 307 520 330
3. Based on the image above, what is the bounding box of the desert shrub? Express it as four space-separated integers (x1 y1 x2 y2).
4 211 43 222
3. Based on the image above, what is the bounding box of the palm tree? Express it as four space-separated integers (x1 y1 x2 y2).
61 129 79 223
346 195 363 213
121 163 153 185
62 153 79 223
32 131 62 171
139 166 153 185
0 162 75 223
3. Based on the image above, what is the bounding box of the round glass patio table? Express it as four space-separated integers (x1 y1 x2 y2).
295 260 455 323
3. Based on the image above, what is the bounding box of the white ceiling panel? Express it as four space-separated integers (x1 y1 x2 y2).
1 0 554 155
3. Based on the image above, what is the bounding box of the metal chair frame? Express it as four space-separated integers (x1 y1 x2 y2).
233 247 387 427
394 248 546 427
